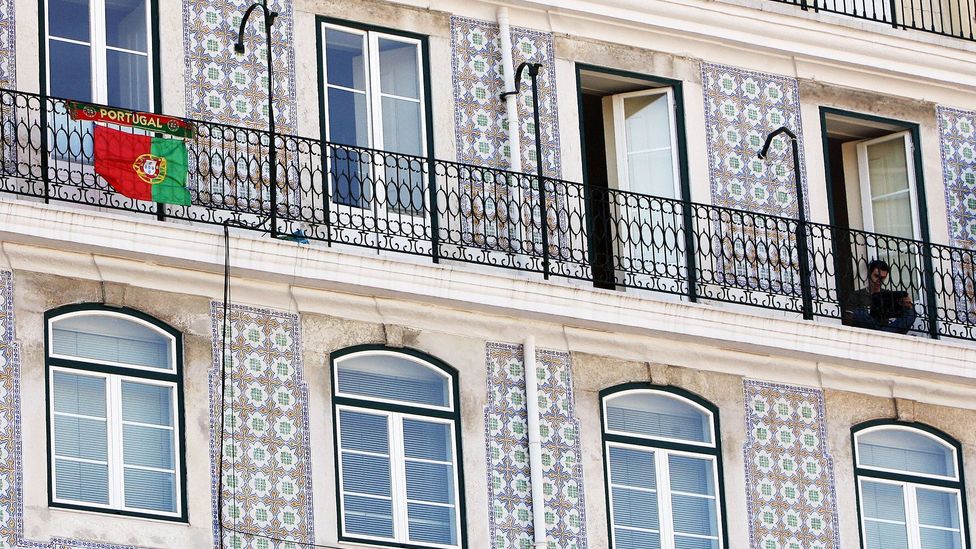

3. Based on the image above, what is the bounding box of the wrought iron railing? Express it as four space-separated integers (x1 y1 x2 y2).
3 88 976 342
769 0 976 40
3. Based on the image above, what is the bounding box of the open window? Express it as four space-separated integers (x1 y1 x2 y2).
821 110 927 330
578 66 686 292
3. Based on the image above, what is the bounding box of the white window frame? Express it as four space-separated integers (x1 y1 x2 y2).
335 405 461 548
609 87 682 200
47 309 178 374
320 22 429 216
44 0 155 107
333 350 454 412
48 367 182 518
854 425 968 549
602 388 724 549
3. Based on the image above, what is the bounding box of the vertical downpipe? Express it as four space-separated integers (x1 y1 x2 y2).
498 7 523 174
523 335 548 549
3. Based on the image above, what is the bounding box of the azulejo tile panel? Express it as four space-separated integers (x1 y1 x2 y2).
209 303 314 549
183 0 296 132
743 380 840 549
702 63 808 218
484 343 587 549
938 106 976 249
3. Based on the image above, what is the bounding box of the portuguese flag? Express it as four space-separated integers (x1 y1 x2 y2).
94 125 192 206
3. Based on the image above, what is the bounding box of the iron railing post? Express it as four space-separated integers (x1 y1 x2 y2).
40 95 50 204
427 152 440 263
922 241 941 339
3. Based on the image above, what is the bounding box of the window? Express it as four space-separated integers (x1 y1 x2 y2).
45 0 153 110
46 305 185 520
602 385 725 549
332 347 464 548
43 0 155 163
319 19 429 214
854 422 968 549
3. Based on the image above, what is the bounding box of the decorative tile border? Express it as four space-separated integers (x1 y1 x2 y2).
0 0 14 89
484 342 587 549
209 303 314 549
702 63 808 217
743 380 840 549
183 0 296 132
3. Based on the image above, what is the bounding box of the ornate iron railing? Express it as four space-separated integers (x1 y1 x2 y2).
769 0 975 41
3 89 976 341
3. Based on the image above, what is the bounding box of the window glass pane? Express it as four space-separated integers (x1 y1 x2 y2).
105 0 147 51
611 486 658 530
408 502 457 545
378 38 419 99
55 459 109 504
49 40 92 102
344 494 393 538
916 488 961 529
123 424 174 469
49 0 90 42
328 147 372 208
325 28 366 90
608 446 656 490
55 415 107 460
862 481 907 521
336 354 450 408
671 494 718 538
403 419 450 461
121 381 173 426
669 455 715 495
327 88 369 147
124 468 175 512
339 410 389 454
919 527 963 549
866 137 914 238
342 453 392 497
381 96 422 155
53 371 106 417
606 392 711 444
106 50 149 111
673 538 719 549
52 314 172 370
858 428 955 477
405 461 454 504
615 528 661 549
864 521 909 549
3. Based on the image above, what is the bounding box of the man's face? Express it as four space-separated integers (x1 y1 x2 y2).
869 267 889 291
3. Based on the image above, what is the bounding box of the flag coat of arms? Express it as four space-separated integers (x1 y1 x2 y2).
93 125 192 205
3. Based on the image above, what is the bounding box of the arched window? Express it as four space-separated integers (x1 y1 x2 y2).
45 305 184 520
854 422 969 549
602 384 726 549
331 346 464 548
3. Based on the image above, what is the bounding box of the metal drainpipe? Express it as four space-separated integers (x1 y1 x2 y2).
498 7 523 173
523 335 547 548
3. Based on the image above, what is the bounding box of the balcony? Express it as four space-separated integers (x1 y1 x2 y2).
2 88 975 343
768 0 976 40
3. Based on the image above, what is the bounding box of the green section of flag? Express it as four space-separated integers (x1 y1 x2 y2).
149 137 191 206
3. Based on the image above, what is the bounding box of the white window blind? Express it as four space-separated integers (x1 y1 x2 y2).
606 392 712 444
52 314 172 370
336 353 450 408
52 371 110 505
857 428 955 478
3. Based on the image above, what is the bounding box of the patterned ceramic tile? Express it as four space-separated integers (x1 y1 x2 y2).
209 303 314 549
0 0 14 89
183 0 296 132
484 343 587 549
451 17 563 252
743 380 840 549
702 63 808 218
938 106 976 249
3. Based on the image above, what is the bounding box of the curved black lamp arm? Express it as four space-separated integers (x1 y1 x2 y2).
499 62 543 100
757 126 797 159
234 3 278 53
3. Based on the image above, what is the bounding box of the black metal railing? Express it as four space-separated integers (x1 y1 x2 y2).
3 88 976 342
770 0 975 40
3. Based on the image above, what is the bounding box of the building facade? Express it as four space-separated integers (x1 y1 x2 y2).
1 0 976 548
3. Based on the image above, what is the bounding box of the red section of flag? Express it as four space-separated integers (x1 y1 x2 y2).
93 125 154 201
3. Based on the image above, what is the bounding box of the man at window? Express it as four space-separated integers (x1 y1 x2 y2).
846 259 916 334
